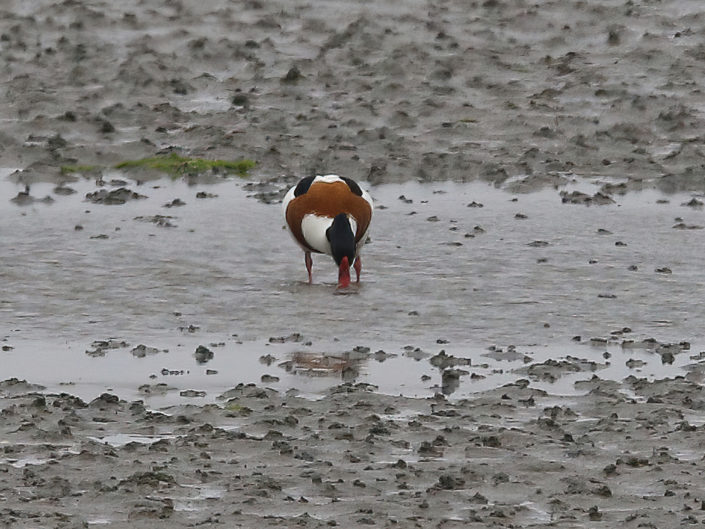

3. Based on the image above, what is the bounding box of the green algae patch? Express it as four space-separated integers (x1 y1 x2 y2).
114 154 255 178
223 401 253 416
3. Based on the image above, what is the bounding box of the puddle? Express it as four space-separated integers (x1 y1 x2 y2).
176 93 233 114
2 176 704 404
515 501 553 525
87 433 179 448
173 483 227 513
0 456 54 469
0 445 77 469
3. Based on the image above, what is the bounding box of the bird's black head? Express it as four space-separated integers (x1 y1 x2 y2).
326 213 355 266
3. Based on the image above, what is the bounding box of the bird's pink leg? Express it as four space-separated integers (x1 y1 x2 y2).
354 255 362 283
305 252 313 284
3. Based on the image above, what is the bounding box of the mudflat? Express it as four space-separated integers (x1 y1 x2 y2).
3 0 705 192
2 1 705 527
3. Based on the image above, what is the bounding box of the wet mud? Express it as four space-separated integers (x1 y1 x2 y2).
2 378 705 528
3 0 705 193
3 0 705 527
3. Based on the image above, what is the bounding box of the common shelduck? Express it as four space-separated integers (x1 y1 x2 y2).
282 174 373 288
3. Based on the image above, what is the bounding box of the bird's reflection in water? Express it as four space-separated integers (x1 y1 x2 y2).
280 351 368 382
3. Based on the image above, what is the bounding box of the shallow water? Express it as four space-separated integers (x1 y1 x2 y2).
2 175 704 404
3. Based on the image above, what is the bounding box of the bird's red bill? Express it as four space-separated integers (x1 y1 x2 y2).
337 256 351 289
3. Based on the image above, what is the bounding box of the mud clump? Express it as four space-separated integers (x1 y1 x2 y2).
194 345 215 364
429 350 471 370
134 214 177 228
560 191 615 205
86 339 129 357
131 344 161 357
86 188 147 205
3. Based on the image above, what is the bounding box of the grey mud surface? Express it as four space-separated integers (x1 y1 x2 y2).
3 1 705 528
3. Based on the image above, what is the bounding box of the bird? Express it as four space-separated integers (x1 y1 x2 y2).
282 174 373 288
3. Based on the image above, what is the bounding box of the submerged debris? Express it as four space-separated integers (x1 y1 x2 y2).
560 190 615 205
